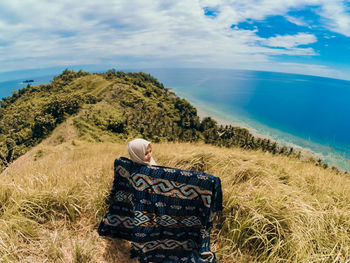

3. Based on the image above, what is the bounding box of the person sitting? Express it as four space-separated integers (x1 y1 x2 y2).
127 138 157 166
98 138 222 263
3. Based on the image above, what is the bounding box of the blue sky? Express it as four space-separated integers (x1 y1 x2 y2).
1 0 350 80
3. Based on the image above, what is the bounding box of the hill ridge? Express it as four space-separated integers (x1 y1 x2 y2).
0 69 344 175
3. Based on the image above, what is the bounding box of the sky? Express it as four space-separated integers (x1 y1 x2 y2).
1 0 350 80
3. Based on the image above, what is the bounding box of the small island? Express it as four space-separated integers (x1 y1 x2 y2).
22 80 34 83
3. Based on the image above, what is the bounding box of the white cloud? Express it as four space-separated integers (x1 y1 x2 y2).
318 0 350 37
199 0 320 26
262 33 317 49
0 0 348 80
285 15 308 26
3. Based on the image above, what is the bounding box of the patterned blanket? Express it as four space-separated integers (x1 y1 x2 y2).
98 157 222 263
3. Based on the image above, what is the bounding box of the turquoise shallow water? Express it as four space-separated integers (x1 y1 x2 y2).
1 68 349 171
142 68 350 172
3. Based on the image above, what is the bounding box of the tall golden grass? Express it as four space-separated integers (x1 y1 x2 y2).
1 126 350 262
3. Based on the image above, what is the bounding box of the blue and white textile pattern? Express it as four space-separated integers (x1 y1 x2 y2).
98 157 222 263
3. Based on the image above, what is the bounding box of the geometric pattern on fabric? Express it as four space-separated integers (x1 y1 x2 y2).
132 239 194 253
130 174 212 208
104 215 134 228
114 190 133 203
98 157 222 263
133 211 202 228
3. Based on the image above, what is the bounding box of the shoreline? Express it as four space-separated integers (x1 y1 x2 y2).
196 108 272 141
196 107 306 150
177 89 327 160
171 88 349 172
195 106 334 163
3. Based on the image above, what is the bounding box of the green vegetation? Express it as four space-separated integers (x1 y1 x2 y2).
0 69 343 174
1 69 350 262
0 70 95 166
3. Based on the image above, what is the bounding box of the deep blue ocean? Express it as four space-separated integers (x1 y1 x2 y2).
0 75 55 98
0 68 349 171
143 68 350 171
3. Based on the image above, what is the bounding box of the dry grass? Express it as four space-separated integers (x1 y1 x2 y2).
1 125 350 262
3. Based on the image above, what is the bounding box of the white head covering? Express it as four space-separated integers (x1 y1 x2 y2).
127 138 157 166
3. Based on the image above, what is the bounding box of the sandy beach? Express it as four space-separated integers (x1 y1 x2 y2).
195 103 350 172
196 107 271 140
195 105 318 159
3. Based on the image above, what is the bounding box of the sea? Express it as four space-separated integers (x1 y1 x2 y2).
0 75 55 98
1 68 349 171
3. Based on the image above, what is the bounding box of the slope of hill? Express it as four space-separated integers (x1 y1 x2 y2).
1 69 349 262
0 69 205 167
1 119 350 262
2 69 340 174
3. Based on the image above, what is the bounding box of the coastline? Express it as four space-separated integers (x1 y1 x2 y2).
196 105 310 157
194 104 338 165
196 107 272 141
173 89 324 162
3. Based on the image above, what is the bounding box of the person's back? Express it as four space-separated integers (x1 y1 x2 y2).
98 138 222 263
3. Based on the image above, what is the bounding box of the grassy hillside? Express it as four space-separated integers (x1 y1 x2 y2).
2 69 341 174
0 69 203 167
1 69 349 262
1 120 350 262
